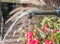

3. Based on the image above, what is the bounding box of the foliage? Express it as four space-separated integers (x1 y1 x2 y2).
17 17 60 44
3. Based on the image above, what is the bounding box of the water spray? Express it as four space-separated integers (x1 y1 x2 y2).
3 8 60 41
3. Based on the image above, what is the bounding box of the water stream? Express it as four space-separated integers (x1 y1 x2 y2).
28 19 30 32
3 12 29 41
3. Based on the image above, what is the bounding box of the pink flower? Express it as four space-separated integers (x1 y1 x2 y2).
45 39 54 44
53 37 56 42
54 29 59 33
26 32 34 39
27 39 40 44
41 24 49 33
45 24 49 28
45 39 51 44
26 32 40 44
42 27 46 33
35 39 40 44
27 39 35 44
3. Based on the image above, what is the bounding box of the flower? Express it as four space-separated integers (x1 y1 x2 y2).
45 39 54 44
41 27 46 33
41 24 49 33
45 24 49 28
18 17 60 44
53 37 56 42
27 39 35 44
27 38 40 44
35 38 40 44
25 32 34 39
45 39 51 44
54 29 59 33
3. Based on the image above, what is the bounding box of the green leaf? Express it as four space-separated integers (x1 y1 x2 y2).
56 33 60 41
18 37 26 41
40 41 43 44
56 40 59 44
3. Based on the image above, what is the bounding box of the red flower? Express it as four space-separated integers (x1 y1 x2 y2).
45 39 54 44
53 36 56 42
26 32 34 39
35 39 40 44
54 29 59 33
27 39 35 44
41 24 49 33
27 39 40 44
42 27 46 33
45 24 49 28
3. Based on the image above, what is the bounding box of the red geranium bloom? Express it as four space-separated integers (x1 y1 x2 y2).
45 39 54 44
45 24 49 28
41 24 49 33
27 39 40 44
42 26 46 33
54 29 59 33
26 32 34 39
35 39 40 44
27 39 35 44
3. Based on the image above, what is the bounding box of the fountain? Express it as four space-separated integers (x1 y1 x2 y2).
3 8 60 41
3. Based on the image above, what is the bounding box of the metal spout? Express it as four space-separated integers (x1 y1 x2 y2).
29 9 60 18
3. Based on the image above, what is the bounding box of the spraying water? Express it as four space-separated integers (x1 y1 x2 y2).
28 19 30 31
3 9 46 41
3 12 29 41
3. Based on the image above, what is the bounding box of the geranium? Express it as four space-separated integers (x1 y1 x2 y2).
54 29 59 33
27 39 35 44
45 39 54 44
35 38 40 44
41 27 46 33
27 38 40 44
18 17 60 44
25 32 34 39
41 24 49 33
53 37 56 42
45 24 49 28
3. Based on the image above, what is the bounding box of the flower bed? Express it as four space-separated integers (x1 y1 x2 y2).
18 17 60 44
